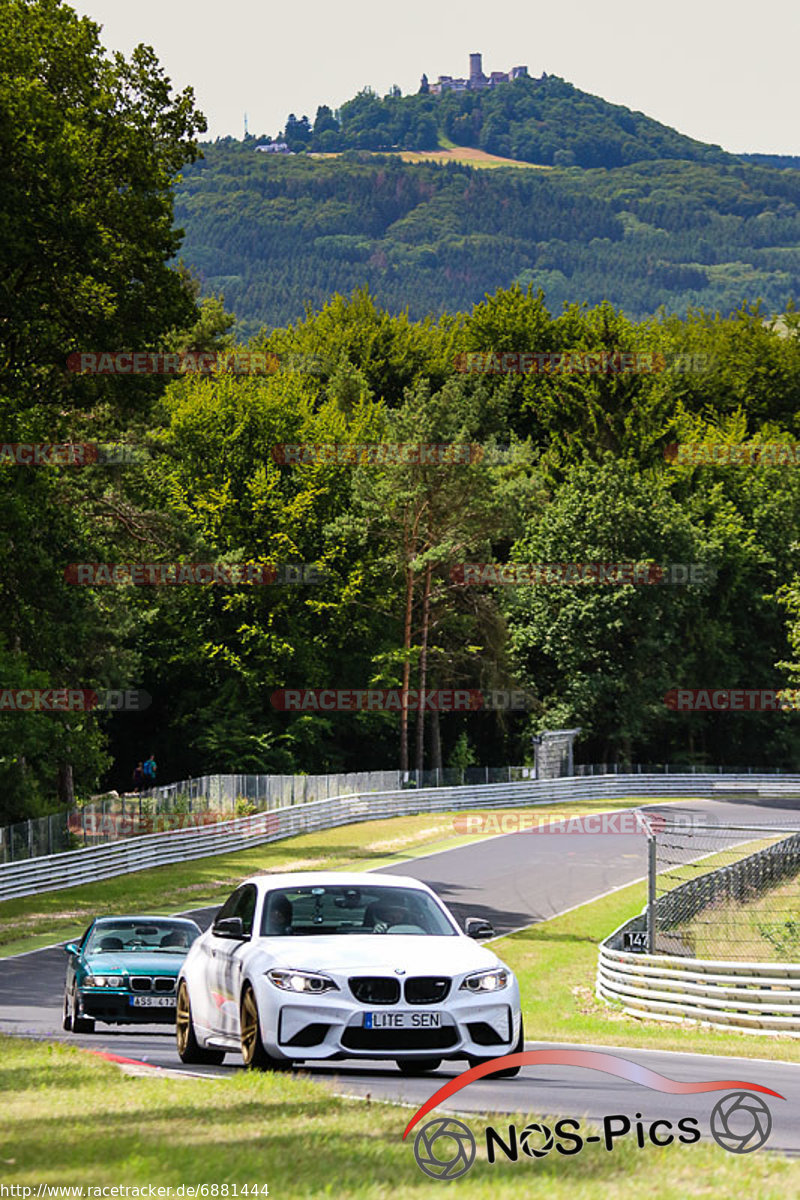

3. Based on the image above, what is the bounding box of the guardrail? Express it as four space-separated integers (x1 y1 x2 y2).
0 765 537 864
597 937 800 1036
2 772 800 904
3 762 794 865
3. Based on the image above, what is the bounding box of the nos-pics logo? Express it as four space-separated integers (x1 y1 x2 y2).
403 1050 782 1180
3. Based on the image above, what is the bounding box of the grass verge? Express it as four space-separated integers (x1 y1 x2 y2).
1 1036 797 1196
671 872 800 961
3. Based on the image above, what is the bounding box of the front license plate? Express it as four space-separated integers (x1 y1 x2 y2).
130 995 175 1008
363 1010 442 1029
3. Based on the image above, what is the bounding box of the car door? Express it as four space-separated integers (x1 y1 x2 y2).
207 884 257 1037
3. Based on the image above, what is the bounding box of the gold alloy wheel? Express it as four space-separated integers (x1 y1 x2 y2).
240 987 259 1065
176 982 191 1056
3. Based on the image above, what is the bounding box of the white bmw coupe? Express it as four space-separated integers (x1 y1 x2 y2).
176 871 523 1075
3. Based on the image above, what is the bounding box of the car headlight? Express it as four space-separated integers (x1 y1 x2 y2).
84 975 125 988
266 969 339 994
460 968 509 993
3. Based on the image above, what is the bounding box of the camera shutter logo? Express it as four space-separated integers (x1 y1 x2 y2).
520 1122 555 1158
413 1117 476 1180
710 1092 772 1154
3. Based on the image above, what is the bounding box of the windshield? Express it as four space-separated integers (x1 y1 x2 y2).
259 884 458 937
85 920 199 954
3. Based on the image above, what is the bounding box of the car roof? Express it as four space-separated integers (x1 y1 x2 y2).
239 871 434 893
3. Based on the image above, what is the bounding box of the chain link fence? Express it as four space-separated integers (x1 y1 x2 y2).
2 762 796 868
0 765 538 864
645 814 800 961
574 763 791 776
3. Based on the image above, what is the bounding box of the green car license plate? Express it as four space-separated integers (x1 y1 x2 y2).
130 995 174 1007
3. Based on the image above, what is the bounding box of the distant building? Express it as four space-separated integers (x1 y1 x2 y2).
427 53 528 95
255 142 292 154
469 53 486 88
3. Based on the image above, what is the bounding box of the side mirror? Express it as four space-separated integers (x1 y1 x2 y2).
213 916 245 940
64 943 80 956
465 917 494 940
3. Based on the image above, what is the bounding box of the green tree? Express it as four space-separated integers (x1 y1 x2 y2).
0 0 206 405
0 0 206 813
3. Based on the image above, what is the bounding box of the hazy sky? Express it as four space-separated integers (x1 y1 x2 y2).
72 0 799 155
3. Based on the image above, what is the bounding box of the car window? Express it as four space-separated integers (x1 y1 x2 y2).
237 885 257 936
85 921 199 954
216 888 243 924
258 885 457 937
216 884 257 936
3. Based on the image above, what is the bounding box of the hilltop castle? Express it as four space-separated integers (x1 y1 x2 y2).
420 53 529 96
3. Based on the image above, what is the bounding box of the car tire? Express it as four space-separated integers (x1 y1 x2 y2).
396 1058 442 1075
468 1017 524 1079
62 989 73 1032
176 981 226 1066
240 984 292 1072
70 989 95 1035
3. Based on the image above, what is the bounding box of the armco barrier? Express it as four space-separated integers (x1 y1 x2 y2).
1 772 799 903
597 937 800 1036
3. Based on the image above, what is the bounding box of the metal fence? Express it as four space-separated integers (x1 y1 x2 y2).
573 763 793 776
0 765 540 864
644 815 800 961
0 812 72 863
597 811 800 1034
0 776 568 901
3 761 795 866
2 771 800 902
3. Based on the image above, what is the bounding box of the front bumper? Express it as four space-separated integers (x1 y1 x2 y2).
79 990 176 1024
260 983 521 1061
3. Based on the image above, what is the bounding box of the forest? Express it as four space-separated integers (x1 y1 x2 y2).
3 0 800 824
175 144 800 332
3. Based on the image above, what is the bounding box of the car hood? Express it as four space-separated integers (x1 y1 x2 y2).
84 952 186 975
255 935 504 976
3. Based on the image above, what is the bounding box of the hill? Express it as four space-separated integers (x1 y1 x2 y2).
274 73 732 170
173 144 800 332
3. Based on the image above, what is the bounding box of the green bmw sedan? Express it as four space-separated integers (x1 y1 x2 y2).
63 915 202 1033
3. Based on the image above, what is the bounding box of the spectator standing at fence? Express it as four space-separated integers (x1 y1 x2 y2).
133 762 145 793
143 754 157 787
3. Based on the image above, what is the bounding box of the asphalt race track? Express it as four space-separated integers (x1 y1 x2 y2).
3 795 800 1153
